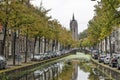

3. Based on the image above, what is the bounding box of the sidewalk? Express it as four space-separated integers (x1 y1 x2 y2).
6 58 32 69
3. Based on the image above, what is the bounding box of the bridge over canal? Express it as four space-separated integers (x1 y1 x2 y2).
61 52 91 62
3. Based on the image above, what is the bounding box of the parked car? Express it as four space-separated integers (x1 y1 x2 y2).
116 55 120 69
98 54 106 63
91 50 99 59
31 54 42 61
0 55 7 69
109 54 118 67
43 53 49 59
46 51 52 59
39 53 45 60
56 51 61 57
92 50 98 53
50 51 55 58
104 54 110 64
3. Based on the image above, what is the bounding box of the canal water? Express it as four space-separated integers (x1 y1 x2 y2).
76 62 109 80
18 53 110 80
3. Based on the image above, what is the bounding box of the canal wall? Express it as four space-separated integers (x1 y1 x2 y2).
0 59 54 80
92 59 120 80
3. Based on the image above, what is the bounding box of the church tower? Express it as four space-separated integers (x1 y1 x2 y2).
70 14 78 40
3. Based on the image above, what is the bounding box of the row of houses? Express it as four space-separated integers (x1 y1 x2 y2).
98 27 120 54
0 28 62 59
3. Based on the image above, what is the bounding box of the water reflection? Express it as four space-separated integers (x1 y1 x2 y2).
77 66 90 80
18 60 110 80
76 62 110 80
19 62 64 80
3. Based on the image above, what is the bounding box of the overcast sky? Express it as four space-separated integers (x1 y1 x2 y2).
30 0 97 33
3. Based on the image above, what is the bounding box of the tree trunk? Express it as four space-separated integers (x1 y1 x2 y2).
109 35 112 57
1 0 9 56
44 38 46 53
100 40 102 53
1 24 7 56
48 39 50 51
55 40 58 51
52 40 55 52
25 29 28 63
33 36 37 59
38 36 41 53
13 32 16 65
105 37 107 54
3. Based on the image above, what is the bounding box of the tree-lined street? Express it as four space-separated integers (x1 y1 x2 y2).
0 0 78 66
0 0 120 80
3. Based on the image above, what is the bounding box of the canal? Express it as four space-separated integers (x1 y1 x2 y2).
16 52 111 80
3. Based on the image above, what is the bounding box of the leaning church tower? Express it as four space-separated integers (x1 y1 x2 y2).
70 14 78 40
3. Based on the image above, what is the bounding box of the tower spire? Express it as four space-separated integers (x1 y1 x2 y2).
72 13 75 20
70 13 78 40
